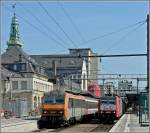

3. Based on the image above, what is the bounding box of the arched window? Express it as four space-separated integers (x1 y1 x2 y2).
33 96 37 109
38 96 40 106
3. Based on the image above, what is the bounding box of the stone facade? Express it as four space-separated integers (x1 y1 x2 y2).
69 48 99 83
1 10 53 115
31 54 88 92
9 76 53 112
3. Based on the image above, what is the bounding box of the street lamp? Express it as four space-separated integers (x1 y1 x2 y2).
7 73 13 100
2 79 7 108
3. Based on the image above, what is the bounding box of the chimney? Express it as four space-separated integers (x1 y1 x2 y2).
52 60 57 77
19 54 22 62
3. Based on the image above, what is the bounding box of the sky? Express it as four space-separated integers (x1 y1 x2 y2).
1 1 149 78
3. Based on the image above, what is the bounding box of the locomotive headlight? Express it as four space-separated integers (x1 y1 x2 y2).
43 111 48 114
58 111 63 114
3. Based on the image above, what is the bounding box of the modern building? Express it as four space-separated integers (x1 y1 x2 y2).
1 8 53 113
118 80 133 91
103 82 115 96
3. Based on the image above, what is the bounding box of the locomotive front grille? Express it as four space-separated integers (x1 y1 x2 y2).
100 110 116 114
42 110 64 116
42 113 63 116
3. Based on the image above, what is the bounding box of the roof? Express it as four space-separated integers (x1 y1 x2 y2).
7 12 22 48
69 48 92 51
1 65 22 80
31 55 83 68
1 46 47 77
2 46 36 64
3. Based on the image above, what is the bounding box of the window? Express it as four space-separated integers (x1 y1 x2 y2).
41 68 44 74
34 96 37 109
12 81 18 90
13 64 17 71
4 65 8 68
37 82 39 90
35 82 37 90
68 98 85 108
49 86 52 91
43 96 64 104
34 81 36 89
36 67 40 72
21 81 27 90
32 64 36 70
38 96 40 106
78 75 81 79
68 98 73 108
21 64 26 71
46 85 47 91
86 101 97 109
109 101 115 105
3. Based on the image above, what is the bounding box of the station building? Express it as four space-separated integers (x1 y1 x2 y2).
1 7 99 114
1 10 53 113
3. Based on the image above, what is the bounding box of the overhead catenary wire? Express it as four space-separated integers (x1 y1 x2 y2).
57 0 86 44
2 3 148 83
5 6 67 50
37 1 78 48
4 4 147 60
4 5 147 58
6 3 146 53
80 19 146 46
17 2 70 49
101 21 146 55
38 54 147 58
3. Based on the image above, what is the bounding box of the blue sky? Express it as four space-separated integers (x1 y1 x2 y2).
1 1 149 75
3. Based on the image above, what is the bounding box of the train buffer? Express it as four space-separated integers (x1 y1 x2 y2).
109 114 149 132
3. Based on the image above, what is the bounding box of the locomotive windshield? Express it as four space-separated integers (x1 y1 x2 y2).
101 100 108 104
43 96 64 104
101 98 115 105
101 100 115 104
109 101 115 104
43 90 65 104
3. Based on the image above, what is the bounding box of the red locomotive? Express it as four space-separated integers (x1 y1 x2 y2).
88 82 101 97
98 95 123 122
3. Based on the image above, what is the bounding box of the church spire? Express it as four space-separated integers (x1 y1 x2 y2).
7 4 22 48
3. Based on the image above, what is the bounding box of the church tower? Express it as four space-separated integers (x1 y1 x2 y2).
7 4 22 48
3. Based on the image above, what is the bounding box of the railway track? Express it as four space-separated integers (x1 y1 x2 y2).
32 119 116 132
90 124 114 132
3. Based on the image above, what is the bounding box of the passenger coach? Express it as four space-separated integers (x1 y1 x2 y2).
37 90 98 129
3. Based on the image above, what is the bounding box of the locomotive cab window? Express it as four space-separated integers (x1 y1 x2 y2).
43 96 64 104
109 101 115 104
101 100 108 104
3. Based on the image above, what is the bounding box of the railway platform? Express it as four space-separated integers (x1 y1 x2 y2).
1 117 38 132
109 113 149 132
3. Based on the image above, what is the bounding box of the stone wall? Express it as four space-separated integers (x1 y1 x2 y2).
12 92 32 113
